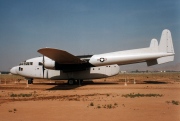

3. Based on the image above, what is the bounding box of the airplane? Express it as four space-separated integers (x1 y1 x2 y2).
10 29 175 85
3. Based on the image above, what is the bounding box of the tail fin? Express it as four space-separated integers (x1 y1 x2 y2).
150 39 158 48
159 29 174 53
147 29 175 66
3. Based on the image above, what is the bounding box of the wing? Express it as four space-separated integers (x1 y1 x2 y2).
38 48 84 64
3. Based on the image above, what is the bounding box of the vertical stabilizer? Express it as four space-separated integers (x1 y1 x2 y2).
157 29 175 64
150 39 158 48
159 29 174 53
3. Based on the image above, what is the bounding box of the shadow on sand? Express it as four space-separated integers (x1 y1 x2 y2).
143 80 167 84
46 81 118 90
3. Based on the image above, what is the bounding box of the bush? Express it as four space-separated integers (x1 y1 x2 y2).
107 104 112 109
97 105 101 109
122 93 163 98
172 100 179 105
166 100 179 105
106 94 110 96
114 103 118 106
10 93 32 97
90 102 94 106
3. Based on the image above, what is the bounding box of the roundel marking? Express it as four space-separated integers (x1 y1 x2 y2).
100 58 105 62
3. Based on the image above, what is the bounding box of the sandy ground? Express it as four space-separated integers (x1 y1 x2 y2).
0 73 180 121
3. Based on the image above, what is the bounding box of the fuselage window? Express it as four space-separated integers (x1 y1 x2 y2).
39 62 43 66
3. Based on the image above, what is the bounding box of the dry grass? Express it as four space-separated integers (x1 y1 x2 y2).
0 74 24 84
166 100 180 105
100 72 180 84
122 93 163 98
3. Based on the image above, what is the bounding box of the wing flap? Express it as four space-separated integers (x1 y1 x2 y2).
38 48 84 64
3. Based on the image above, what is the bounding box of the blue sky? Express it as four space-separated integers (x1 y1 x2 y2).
0 0 180 71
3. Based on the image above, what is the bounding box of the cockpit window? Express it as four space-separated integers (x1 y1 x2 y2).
19 62 33 66
19 67 23 71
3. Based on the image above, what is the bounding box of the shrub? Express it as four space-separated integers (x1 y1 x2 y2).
122 93 163 98
114 103 118 106
107 104 112 109
97 105 101 109
90 102 94 106
10 93 32 97
166 100 179 105
8 110 12 112
172 100 179 105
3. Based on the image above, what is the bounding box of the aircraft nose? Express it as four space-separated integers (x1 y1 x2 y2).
10 66 18 75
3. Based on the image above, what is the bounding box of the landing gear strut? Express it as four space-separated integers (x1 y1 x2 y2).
77 80 83 85
67 79 83 85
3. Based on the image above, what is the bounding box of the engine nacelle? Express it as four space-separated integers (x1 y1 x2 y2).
44 60 55 69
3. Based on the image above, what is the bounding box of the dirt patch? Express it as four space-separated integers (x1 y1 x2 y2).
0 73 180 121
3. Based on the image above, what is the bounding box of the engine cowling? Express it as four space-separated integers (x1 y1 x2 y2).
44 60 55 69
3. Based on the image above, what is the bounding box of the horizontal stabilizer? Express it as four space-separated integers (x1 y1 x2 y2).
147 55 174 66
157 55 174 64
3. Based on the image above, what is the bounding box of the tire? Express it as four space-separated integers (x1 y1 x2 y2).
28 79 33 84
68 79 75 85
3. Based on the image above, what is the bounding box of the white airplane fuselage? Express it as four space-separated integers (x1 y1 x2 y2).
11 56 120 80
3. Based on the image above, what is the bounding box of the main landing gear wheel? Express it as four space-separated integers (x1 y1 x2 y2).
68 79 75 85
28 79 33 84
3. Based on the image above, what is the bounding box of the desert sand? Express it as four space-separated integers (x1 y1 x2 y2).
0 73 180 121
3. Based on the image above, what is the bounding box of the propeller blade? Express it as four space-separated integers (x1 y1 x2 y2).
42 55 45 78
47 70 48 79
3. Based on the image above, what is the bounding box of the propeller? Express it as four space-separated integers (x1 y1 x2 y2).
42 55 45 78
47 69 48 79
